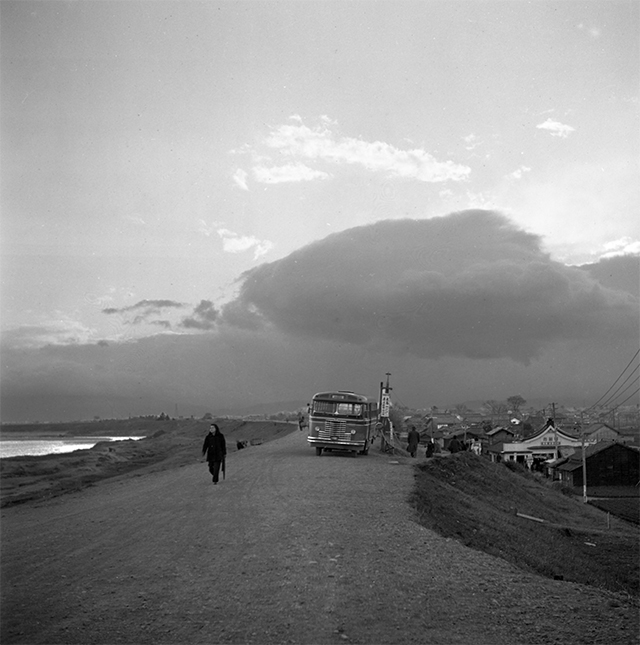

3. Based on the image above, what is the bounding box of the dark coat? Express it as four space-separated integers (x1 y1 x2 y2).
202 430 226 462
407 428 420 450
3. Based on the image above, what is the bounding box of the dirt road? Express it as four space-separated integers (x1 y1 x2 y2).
2 431 637 644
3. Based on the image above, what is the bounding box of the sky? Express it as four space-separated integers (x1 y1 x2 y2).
1 0 639 422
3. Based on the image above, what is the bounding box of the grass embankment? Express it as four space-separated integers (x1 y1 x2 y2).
0 418 296 508
411 452 639 597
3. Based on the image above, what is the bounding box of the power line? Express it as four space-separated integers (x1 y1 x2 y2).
584 349 640 413
610 387 640 411
598 367 640 409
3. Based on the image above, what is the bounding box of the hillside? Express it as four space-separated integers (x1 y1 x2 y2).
411 452 639 597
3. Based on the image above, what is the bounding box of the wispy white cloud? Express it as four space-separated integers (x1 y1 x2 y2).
232 168 249 191
507 166 531 180
320 114 338 126
239 118 470 185
253 163 330 184
536 118 575 139
264 121 470 182
197 219 219 237
600 237 640 259
577 23 601 39
463 134 481 151
217 228 273 259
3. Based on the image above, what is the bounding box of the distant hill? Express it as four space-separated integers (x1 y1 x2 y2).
220 400 308 416
0 392 307 424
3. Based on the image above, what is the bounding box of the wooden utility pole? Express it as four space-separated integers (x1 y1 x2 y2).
580 411 587 502
550 402 559 460
379 373 393 452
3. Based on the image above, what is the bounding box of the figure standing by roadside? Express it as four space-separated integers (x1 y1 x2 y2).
425 439 435 458
407 425 420 458
202 423 227 484
448 435 463 454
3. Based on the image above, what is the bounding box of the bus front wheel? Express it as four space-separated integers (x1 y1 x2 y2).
315 447 323 456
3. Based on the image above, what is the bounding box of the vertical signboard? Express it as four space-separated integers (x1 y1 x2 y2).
380 393 390 418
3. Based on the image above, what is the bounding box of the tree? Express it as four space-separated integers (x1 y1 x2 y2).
388 406 405 435
454 403 469 417
507 395 526 414
483 400 507 415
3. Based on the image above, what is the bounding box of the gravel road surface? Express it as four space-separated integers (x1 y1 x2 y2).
2 430 637 644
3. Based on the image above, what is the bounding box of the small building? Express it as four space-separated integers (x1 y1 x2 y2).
557 442 640 487
432 415 460 429
582 422 626 443
485 426 516 445
486 420 587 472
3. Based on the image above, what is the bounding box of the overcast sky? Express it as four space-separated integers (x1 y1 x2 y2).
2 1 638 422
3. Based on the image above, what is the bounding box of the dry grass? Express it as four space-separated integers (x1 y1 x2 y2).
410 451 639 597
0 418 296 507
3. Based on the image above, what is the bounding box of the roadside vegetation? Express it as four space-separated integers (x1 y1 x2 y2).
410 451 639 597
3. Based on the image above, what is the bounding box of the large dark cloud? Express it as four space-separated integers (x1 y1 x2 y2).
578 255 640 299
220 210 639 363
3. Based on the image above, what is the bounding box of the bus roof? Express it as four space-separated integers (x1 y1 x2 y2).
312 391 372 403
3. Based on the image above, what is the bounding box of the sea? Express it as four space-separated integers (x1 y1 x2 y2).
0 436 145 459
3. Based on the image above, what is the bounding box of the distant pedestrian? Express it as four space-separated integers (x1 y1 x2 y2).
202 423 226 484
448 436 463 454
407 425 420 458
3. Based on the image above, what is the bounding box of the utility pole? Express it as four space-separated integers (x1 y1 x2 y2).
379 373 393 451
550 402 559 461
580 411 587 503
385 372 392 450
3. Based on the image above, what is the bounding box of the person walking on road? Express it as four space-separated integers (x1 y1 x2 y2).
407 425 420 458
202 423 227 484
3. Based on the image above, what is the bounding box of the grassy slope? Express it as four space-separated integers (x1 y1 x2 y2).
410 452 639 597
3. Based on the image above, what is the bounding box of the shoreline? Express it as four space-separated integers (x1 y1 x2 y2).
0 419 297 508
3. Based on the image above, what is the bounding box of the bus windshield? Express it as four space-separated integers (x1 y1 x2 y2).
312 400 363 417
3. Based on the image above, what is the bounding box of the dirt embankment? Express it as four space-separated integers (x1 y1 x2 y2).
0 419 295 507
411 452 639 597
1 424 638 645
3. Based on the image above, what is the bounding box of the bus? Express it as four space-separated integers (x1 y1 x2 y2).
307 391 379 457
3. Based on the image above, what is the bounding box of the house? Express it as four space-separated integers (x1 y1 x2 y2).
432 415 460 429
557 442 640 487
485 426 516 445
450 426 485 441
486 420 587 470
582 422 626 443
